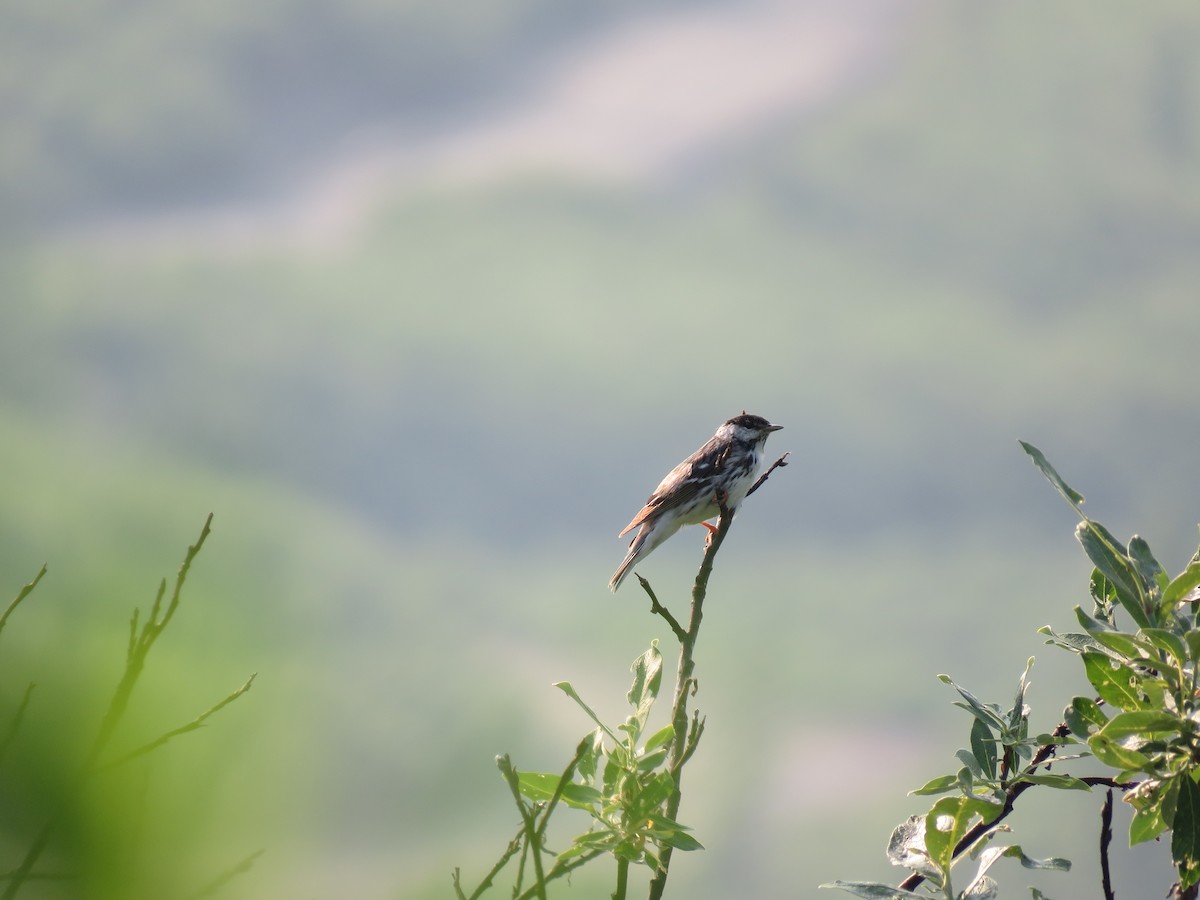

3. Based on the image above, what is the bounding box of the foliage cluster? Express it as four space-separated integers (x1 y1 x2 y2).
0 517 256 899
827 444 1200 899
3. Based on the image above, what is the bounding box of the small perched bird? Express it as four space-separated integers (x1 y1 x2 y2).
609 413 783 591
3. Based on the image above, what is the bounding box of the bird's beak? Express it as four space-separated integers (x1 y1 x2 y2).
767 423 783 432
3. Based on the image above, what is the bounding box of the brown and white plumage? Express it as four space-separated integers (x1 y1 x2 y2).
609 413 782 591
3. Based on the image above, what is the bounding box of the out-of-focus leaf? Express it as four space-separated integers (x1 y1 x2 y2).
1065 695 1108 737
627 641 663 727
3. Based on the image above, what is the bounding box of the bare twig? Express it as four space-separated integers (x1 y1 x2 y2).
187 849 265 900
745 452 790 498
0 565 47 638
638 575 686 643
0 683 35 764
96 675 256 772
1100 788 1115 900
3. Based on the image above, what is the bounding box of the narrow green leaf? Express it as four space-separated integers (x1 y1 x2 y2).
1088 630 1147 661
516 772 601 809
643 723 674 753
910 774 958 797
1141 628 1188 666
956 749 983 779
970 717 997 780
939 675 1008 730
1042 626 1109 656
1019 441 1085 507
627 641 663 723
1015 773 1091 791
1089 735 1152 771
1165 563 1200 612
554 682 615 738
1096 710 1182 741
1173 774 1200 890
1077 522 1151 628
1129 535 1168 596
1009 657 1035 731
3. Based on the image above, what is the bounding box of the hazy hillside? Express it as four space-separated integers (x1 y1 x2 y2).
2 1 1199 898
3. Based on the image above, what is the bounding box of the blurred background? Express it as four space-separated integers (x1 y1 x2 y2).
2 0 1199 897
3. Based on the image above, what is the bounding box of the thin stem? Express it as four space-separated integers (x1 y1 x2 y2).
0 565 47 638
613 857 629 900
646 497 734 900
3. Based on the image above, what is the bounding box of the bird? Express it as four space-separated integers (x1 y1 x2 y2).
609 413 783 591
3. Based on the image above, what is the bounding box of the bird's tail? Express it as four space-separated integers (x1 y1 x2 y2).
609 529 647 592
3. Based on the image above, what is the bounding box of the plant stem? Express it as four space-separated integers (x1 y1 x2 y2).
645 502 733 900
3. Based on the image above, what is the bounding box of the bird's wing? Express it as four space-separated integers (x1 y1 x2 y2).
617 437 732 537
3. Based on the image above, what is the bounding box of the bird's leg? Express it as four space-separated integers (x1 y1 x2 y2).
699 521 718 535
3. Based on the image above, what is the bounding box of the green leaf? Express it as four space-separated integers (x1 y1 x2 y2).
516 771 601 809
1129 536 1168 596
643 723 674 753
1019 441 1085 507
923 796 1002 877
1164 563 1200 612
939 675 1008 730
1089 735 1153 772
956 749 983 779
643 813 703 851
554 681 619 743
1173 774 1200 890
818 881 928 899
970 717 997 781
1077 522 1151 628
1141 628 1188 666
1065 696 1108 738
1131 799 1170 845
627 641 663 726
1095 710 1182 741
910 774 958 797
635 771 674 809
1089 630 1147 661
1081 652 1145 710
1015 773 1091 791
1042 626 1109 655
1009 657 1035 731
